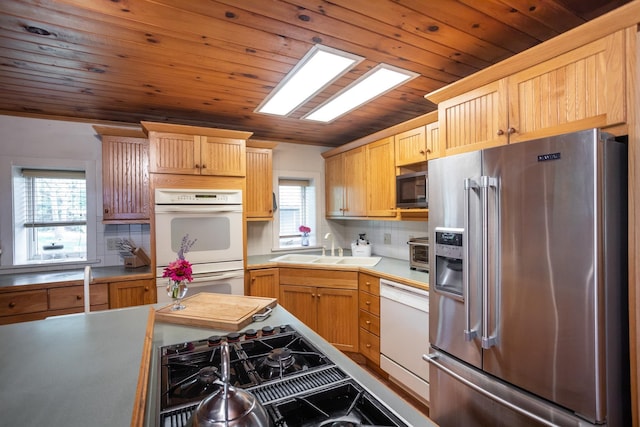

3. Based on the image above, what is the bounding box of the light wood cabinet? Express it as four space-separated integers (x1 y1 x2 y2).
438 30 625 156
101 135 150 222
142 122 252 177
325 147 367 217
93 126 151 223
0 283 109 325
366 136 396 217
48 283 109 311
358 272 381 365
109 278 156 309
395 126 427 166
247 268 279 299
439 79 509 156
279 268 358 352
246 147 273 220
425 121 441 160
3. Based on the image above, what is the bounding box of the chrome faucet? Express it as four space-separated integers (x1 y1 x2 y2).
324 232 335 256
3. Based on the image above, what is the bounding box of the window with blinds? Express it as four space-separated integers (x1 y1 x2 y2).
15 169 87 263
278 178 316 248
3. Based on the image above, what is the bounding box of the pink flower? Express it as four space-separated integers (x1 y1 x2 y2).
299 225 311 234
162 258 193 282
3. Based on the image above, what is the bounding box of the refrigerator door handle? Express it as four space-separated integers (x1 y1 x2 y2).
463 178 478 341
481 176 498 349
424 353 560 427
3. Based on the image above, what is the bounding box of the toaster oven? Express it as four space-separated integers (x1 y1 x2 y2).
408 237 429 272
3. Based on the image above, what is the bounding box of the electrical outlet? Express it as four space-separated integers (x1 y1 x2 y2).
384 233 392 245
107 238 120 251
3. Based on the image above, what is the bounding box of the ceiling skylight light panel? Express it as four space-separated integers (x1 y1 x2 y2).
256 45 363 116
304 64 418 122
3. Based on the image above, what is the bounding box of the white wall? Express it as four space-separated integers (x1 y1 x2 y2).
0 115 150 272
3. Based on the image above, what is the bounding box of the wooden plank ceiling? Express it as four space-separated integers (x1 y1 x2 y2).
0 0 630 146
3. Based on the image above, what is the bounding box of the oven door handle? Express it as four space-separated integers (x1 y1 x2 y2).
190 271 244 283
155 205 242 214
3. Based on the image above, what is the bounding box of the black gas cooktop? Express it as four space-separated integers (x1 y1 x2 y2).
157 325 409 427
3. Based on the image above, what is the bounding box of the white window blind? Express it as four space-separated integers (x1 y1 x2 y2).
17 169 87 262
278 178 316 247
22 169 87 227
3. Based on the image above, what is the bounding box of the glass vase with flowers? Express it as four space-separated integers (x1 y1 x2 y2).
299 225 311 246
163 234 196 310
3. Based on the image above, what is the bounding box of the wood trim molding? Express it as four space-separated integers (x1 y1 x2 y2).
141 121 253 139
246 139 279 149
93 125 147 138
130 307 155 427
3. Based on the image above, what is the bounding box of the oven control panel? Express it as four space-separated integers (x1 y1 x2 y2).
155 188 242 205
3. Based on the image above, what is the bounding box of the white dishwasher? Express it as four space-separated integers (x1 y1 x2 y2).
380 278 430 405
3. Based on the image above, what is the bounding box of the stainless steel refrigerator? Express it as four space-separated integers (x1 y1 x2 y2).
426 129 629 426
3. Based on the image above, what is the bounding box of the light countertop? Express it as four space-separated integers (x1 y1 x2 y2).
247 252 429 290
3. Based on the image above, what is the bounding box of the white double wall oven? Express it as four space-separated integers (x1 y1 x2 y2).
154 188 245 303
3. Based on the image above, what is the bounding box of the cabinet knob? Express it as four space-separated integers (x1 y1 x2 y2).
419 149 425 155
366 344 371 348
426 148 432 154
8 301 15 308
507 127 517 134
312 293 316 298
365 320 371 325
76 295 82 300
144 286 149 291
317 294 321 298
201 164 206 169
365 282 371 287
496 129 505 136
195 164 200 169
365 300 371 305
104 208 109 214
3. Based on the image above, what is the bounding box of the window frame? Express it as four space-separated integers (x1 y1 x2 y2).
0 156 98 270
271 169 322 251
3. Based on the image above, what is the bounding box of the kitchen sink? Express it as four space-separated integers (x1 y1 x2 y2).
270 254 381 267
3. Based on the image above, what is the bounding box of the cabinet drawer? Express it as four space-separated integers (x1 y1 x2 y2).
359 309 380 336
0 290 48 316
359 328 380 365
49 284 109 310
358 290 380 316
358 273 380 295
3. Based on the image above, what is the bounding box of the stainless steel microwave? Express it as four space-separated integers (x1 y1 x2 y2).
396 171 428 208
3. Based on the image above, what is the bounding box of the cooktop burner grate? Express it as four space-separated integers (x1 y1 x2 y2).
250 366 347 404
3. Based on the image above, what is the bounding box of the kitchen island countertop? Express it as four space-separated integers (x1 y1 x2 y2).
0 303 436 427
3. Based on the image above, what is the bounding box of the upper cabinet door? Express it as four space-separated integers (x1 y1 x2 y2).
246 147 273 220
507 30 625 144
101 135 150 222
343 146 367 217
325 154 345 217
366 137 396 217
394 126 426 166
438 79 509 157
148 132 200 174
200 136 246 177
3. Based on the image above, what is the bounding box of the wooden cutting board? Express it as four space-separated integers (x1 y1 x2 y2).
155 292 277 331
